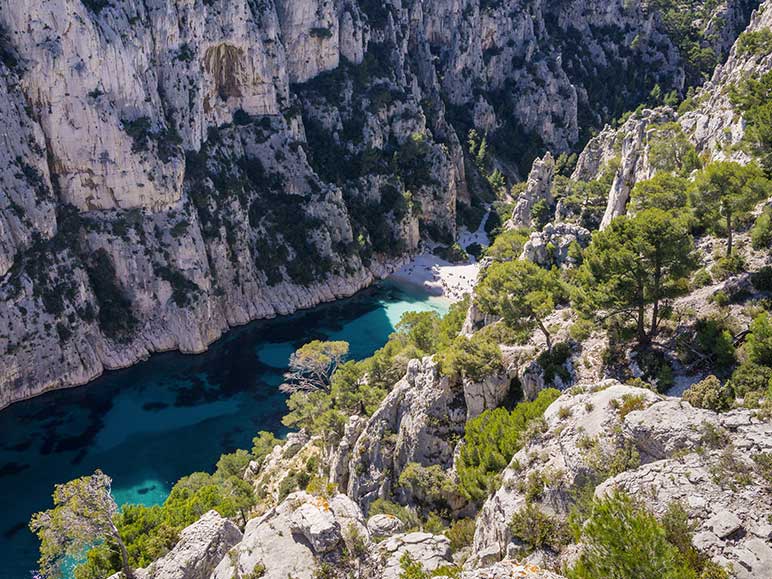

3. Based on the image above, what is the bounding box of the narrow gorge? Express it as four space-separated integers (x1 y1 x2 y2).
2 1 772 579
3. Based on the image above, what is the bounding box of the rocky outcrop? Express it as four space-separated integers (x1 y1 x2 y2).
211 491 369 579
471 381 772 576
376 532 453 579
472 381 662 563
598 402 772 579
344 357 466 510
461 560 566 579
520 223 590 268
367 513 405 538
136 511 242 579
595 109 670 229
511 153 555 227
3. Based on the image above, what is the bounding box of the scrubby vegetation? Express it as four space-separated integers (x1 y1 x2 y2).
568 492 724 579
456 388 560 502
282 298 469 448
70 440 275 579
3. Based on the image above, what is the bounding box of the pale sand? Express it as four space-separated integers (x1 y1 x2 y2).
389 211 491 303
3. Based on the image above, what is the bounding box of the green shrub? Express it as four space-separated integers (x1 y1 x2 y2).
728 362 772 398
369 499 420 530
751 266 772 291
635 348 674 392
399 552 428 579
445 518 475 552
753 453 772 488
435 243 469 263
710 290 730 307
616 393 648 419
691 268 713 289
537 342 572 385
398 463 456 508
466 242 484 260
456 388 560 501
747 312 772 366
661 502 728 578
569 317 595 342
736 29 772 56
510 503 569 553
678 317 736 375
568 492 698 579
751 208 772 250
683 376 732 412
711 253 747 281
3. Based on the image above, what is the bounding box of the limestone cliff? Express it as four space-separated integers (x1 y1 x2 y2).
0 0 760 408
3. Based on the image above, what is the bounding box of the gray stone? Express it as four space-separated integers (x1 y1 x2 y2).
135 511 241 579
707 510 743 539
367 514 405 537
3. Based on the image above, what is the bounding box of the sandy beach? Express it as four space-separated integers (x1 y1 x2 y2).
389 212 491 302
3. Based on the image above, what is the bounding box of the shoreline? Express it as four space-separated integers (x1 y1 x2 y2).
387 210 491 303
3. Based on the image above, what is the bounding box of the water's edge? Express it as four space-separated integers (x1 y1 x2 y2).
0 280 448 579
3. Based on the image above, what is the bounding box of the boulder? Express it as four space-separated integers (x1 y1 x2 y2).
136 510 241 579
211 492 369 579
377 532 453 579
367 514 405 537
290 500 342 553
460 559 567 579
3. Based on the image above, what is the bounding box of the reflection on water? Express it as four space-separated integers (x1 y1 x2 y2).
0 281 448 579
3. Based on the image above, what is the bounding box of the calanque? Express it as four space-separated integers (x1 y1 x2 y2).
1 0 771 578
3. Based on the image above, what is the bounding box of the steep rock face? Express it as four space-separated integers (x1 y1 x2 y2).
511 153 555 227
567 0 771 225
681 1 772 160
344 357 466 510
0 63 57 277
211 491 369 579
0 0 761 408
597 109 669 228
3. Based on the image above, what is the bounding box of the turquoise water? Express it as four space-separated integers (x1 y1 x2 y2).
0 281 449 579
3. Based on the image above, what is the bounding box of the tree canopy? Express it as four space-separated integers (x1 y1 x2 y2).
689 161 771 256
476 260 562 351
30 470 133 579
579 208 695 344
280 340 350 394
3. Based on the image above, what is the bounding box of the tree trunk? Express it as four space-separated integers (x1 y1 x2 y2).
650 262 662 338
118 540 133 579
538 319 552 352
650 299 659 339
109 523 133 579
726 211 733 257
637 302 648 345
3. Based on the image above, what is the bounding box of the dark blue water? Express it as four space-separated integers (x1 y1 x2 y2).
0 281 448 579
